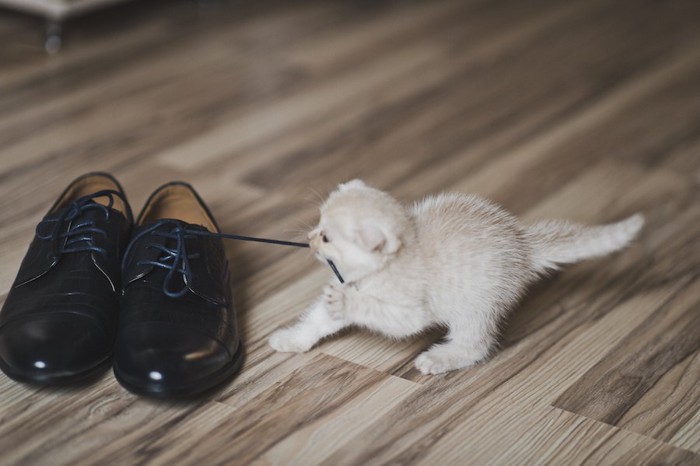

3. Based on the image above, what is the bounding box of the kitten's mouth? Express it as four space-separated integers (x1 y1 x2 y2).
309 243 324 261
310 248 345 284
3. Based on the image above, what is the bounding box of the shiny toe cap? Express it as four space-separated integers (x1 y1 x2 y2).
113 323 237 397
0 314 111 384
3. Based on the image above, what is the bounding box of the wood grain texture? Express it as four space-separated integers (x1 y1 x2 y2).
1 0 699 464
554 275 700 443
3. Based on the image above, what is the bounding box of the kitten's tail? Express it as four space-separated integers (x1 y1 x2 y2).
525 214 644 274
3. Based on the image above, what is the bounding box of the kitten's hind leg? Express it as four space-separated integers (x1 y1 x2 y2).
269 298 349 353
414 314 498 375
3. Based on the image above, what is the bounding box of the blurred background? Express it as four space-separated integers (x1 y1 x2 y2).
1 0 699 273
2 0 699 289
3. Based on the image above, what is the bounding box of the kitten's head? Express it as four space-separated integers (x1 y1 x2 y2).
309 180 410 283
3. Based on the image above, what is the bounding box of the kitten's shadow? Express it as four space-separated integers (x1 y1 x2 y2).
500 276 561 349
500 259 635 350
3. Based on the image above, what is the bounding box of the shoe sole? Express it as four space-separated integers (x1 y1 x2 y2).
112 343 245 398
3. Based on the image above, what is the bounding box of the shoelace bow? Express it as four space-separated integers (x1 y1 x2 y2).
36 190 127 260
123 219 344 299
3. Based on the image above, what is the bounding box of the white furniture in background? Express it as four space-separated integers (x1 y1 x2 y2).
0 0 132 19
0 0 135 52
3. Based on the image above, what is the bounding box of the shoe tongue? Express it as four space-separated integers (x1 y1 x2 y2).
123 220 227 305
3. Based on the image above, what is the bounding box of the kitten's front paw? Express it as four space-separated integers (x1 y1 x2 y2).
323 283 345 320
415 352 453 375
268 328 314 353
415 348 479 375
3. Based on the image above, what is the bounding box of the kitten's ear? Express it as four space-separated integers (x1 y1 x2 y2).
356 220 401 254
339 179 367 191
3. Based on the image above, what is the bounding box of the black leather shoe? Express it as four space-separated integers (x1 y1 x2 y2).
0 173 133 384
114 182 243 398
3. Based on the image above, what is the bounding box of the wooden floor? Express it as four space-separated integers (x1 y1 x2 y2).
1 0 699 464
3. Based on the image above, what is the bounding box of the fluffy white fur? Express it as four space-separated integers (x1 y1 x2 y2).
269 180 644 375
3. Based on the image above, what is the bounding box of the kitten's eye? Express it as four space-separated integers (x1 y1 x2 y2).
322 233 330 243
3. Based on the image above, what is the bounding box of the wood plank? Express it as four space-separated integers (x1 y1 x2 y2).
140 354 401 465
553 277 700 442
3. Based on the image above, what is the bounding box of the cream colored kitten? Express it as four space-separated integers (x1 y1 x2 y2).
269 180 644 375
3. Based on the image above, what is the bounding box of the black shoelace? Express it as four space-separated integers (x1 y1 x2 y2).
123 219 344 299
36 190 127 261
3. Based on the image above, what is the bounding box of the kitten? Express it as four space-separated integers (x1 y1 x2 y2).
269 180 644 374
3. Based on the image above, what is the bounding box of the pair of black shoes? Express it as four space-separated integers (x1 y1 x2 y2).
0 173 244 398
